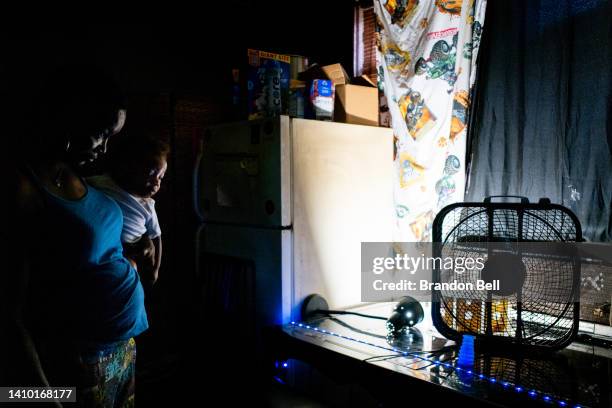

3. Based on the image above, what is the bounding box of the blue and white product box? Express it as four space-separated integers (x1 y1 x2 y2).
309 79 335 121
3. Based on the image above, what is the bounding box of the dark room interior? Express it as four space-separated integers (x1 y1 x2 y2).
1 1 611 407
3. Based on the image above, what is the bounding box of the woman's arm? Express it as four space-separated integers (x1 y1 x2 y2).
8 171 59 394
123 236 158 285
10 282 63 407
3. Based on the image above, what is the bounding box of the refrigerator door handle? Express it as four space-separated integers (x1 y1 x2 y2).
193 137 205 223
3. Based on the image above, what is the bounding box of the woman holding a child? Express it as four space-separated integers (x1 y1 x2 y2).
6 65 149 408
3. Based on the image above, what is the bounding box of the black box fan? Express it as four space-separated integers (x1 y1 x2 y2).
432 196 582 351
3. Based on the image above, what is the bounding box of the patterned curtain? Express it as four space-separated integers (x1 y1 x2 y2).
374 0 487 241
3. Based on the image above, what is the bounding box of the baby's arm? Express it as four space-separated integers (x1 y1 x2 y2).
151 236 162 284
123 236 155 284
146 203 162 285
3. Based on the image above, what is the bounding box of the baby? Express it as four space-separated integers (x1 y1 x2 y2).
88 134 169 286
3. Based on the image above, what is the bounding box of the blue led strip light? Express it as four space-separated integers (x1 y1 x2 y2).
289 322 585 408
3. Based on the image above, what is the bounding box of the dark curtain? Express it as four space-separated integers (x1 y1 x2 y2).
466 0 612 241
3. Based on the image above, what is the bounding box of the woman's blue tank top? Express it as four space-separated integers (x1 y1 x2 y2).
26 169 148 344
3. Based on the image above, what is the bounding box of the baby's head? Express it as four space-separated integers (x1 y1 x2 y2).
109 133 170 198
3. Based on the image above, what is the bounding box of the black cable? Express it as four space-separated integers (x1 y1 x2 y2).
362 345 458 363
317 309 388 321
328 317 387 339
313 309 461 363
363 354 404 363
415 361 438 371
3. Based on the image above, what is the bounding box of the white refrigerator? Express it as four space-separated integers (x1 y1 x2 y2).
193 115 394 342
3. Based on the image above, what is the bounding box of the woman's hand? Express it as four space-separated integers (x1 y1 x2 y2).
124 236 154 264
123 236 156 283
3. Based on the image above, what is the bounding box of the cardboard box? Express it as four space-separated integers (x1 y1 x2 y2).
247 49 291 120
322 63 350 86
334 77 379 126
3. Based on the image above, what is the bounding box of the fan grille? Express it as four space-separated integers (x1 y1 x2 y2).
433 203 581 349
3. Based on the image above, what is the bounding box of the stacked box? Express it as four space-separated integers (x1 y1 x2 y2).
289 81 306 118
247 49 291 120
309 79 335 121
